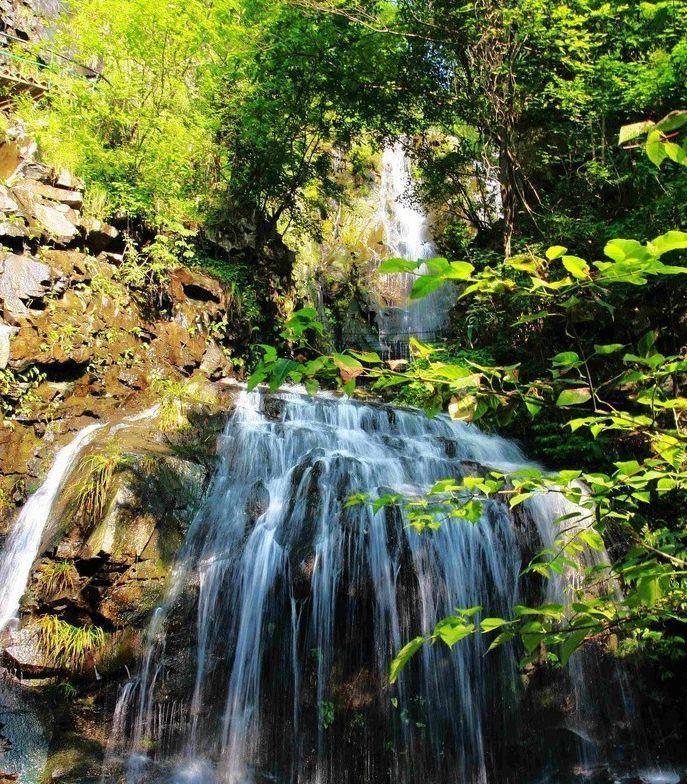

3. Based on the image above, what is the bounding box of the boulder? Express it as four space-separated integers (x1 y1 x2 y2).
0 323 18 368
32 203 79 244
0 141 23 184
169 267 224 310
0 185 19 213
80 217 119 252
3 626 57 676
54 169 85 191
0 253 51 320
14 180 83 209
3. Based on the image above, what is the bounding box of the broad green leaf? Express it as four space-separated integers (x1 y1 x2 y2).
556 388 592 407
545 245 567 260
593 343 624 355
378 258 420 274
434 617 475 647
552 351 579 367
562 255 590 279
618 120 655 144
348 350 383 364
560 629 588 665
655 110 687 134
649 231 687 257
444 261 474 280
389 636 425 684
646 130 668 167
410 274 445 300
480 618 509 632
603 238 650 263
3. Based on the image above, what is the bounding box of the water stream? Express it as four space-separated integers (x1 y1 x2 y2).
374 142 453 356
0 422 104 637
102 388 637 784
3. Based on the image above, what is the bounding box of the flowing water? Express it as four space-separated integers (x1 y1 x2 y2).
0 421 104 636
375 143 453 356
103 387 634 784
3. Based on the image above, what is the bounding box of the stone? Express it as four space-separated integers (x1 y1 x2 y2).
0 323 18 368
41 249 91 280
14 180 83 209
0 253 51 319
3 626 57 675
0 141 22 184
32 203 79 244
80 217 119 252
0 185 19 213
0 218 29 239
169 267 224 309
200 340 228 376
54 169 84 191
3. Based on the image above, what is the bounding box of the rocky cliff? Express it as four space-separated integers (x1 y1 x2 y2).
0 119 293 781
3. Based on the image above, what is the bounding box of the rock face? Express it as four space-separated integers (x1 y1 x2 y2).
0 394 230 782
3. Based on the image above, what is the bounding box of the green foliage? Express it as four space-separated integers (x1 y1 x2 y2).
73 442 130 526
152 376 218 432
34 615 106 672
318 700 335 729
15 0 237 226
0 366 46 420
38 561 80 600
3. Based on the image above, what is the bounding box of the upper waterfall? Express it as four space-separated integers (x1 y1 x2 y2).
374 143 453 354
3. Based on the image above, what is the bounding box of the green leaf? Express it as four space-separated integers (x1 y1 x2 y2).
433 617 475 647
646 131 668 167
649 231 687 257
562 255 590 279
545 245 567 260
560 629 588 666
378 258 420 274
410 274 446 300
556 388 592 407
348 350 383 364
618 120 655 145
389 636 426 684
444 261 474 280
552 351 579 367
593 343 624 355
655 110 687 134
480 617 509 632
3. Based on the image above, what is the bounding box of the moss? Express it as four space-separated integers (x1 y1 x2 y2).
41 733 103 784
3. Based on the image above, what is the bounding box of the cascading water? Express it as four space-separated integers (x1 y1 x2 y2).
103 387 641 784
375 143 453 356
0 422 104 636
0 422 103 784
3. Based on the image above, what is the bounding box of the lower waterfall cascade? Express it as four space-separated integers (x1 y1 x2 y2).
97 388 676 784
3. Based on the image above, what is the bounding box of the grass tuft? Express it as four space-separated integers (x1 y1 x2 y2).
34 615 107 672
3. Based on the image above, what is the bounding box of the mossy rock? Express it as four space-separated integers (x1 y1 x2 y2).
41 732 103 784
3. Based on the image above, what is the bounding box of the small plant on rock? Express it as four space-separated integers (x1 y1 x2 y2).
73 442 131 526
152 376 218 433
34 615 106 672
38 560 80 600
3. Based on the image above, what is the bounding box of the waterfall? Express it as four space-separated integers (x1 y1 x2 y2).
104 388 640 784
0 421 104 636
375 143 453 356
